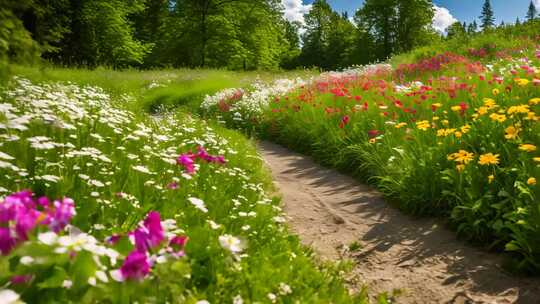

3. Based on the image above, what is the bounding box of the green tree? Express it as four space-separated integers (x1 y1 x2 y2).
355 0 397 59
133 0 168 44
447 21 466 39
280 20 302 69
349 25 377 66
153 0 285 69
480 0 495 30
0 4 40 77
77 0 151 67
300 0 334 68
325 13 357 69
467 20 478 34
395 0 435 52
355 0 434 60
526 1 537 21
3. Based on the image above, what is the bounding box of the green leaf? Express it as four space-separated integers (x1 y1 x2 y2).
492 219 504 232
497 190 510 198
72 251 97 287
505 241 521 252
38 266 68 289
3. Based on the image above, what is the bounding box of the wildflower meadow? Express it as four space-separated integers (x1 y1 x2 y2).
0 78 361 303
2 0 540 302
202 45 540 272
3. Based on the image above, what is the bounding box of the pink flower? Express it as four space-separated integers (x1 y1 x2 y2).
368 130 379 138
209 155 227 164
177 154 196 174
143 212 164 248
169 235 189 257
177 147 227 173
339 115 350 129
0 227 16 255
14 208 39 240
133 211 164 252
459 102 469 115
167 182 179 190
0 191 76 255
120 250 150 281
10 275 32 285
47 198 76 233
106 234 122 245
196 146 212 162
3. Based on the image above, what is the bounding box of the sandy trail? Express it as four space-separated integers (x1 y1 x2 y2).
258 141 540 304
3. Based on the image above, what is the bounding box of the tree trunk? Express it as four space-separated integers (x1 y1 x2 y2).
200 0 210 67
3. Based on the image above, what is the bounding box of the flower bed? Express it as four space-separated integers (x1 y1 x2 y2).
0 78 360 303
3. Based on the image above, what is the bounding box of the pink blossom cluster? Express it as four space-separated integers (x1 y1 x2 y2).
0 191 75 255
176 146 227 174
112 211 188 281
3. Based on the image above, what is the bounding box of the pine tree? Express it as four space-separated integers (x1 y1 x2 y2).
447 22 466 38
467 20 478 34
480 0 495 30
516 17 521 25
526 1 537 21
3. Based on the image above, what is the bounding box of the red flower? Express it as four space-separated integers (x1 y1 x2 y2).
368 130 379 138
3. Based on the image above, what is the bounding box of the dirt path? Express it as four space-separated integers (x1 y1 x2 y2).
258 141 540 304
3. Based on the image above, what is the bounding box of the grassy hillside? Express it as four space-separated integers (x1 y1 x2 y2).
200 22 540 273
0 73 364 303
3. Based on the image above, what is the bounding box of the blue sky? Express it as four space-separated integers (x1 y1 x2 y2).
304 0 538 24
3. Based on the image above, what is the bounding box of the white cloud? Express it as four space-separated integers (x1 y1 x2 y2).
534 0 540 9
282 0 312 25
432 5 458 33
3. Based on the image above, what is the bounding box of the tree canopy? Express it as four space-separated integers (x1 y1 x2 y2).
0 0 501 71
526 1 537 21
480 0 495 30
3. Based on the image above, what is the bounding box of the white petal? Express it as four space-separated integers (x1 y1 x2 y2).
38 232 58 245
0 289 20 304
110 269 124 282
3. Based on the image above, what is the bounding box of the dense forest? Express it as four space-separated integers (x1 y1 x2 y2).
0 0 538 70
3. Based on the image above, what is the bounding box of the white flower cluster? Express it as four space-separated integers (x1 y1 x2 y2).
201 78 304 122
341 63 393 77
201 88 245 111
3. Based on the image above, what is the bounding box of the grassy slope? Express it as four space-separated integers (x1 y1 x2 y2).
9 64 315 112
0 68 364 303
200 22 540 273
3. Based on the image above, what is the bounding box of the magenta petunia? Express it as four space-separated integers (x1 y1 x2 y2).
14 208 39 241
47 198 76 233
143 211 164 248
169 235 189 257
177 154 196 174
0 227 16 255
133 211 164 252
120 250 150 281
10 275 32 285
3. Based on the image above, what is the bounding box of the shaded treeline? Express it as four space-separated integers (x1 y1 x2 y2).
1 0 535 70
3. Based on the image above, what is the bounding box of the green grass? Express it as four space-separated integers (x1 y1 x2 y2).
140 77 239 113
0 71 364 303
390 20 540 67
8 64 316 113
201 44 540 273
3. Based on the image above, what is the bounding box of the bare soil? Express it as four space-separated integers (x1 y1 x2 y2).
258 141 540 304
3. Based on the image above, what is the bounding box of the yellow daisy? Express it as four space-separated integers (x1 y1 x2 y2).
478 153 500 166
519 144 537 152
504 126 520 140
